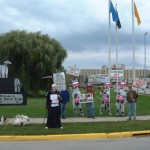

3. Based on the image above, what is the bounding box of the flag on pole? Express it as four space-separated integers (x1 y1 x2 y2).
116 9 121 29
110 1 118 22
117 17 121 29
134 2 141 25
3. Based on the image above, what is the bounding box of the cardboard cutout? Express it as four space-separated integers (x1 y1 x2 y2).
100 83 112 115
71 80 84 116
116 82 127 116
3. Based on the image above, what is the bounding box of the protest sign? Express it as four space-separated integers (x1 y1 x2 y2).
80 93 93 103
53 72 66 91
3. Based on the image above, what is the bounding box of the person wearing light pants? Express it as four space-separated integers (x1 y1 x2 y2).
126 85 138 120
71 80 84 117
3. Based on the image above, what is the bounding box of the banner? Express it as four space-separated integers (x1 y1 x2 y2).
99 74 110 83
88 74 109 84
132 79 147 91
53 72 66 91
88 75 98 84
0 93 27 105
80 93 93 103
66 66 80 77
111 70 123 78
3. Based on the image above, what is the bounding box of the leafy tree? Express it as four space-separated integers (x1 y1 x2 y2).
0 30 67 96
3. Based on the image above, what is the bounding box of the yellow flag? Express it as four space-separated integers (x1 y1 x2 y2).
134 2 141 25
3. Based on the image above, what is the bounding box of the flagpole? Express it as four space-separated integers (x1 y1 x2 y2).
108 0 111 100
132 0 135 83
108 0 111 80
115 4 119 96
144 32 148 81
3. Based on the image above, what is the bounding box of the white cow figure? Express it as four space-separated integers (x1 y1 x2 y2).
13 115 30 126
0 60 11 78
14 78 21 92
0 116 4 125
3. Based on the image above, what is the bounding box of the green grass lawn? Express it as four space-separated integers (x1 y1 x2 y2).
0 120 150 135
0 89 150 135
0 88 150 118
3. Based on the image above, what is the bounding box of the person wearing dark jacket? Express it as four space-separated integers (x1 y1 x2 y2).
45 84 63 129
126 85 138 120
60 89 70 119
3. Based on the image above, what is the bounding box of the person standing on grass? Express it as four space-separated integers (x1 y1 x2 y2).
85 83 96 119
116 82 127 116
126 85 138 120
45 84 63 129
100 83 112 115
60 88 70 119
71 80 84 116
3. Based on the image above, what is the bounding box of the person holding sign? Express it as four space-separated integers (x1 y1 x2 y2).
45 84 63 129
71 80 84 116
126 85 138 120
116 82 127 116
85 83 96 119
100 83 112 115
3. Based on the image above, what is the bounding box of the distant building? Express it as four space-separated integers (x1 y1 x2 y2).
80 64 150 83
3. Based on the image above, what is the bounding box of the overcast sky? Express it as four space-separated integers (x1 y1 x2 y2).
0 0 149 69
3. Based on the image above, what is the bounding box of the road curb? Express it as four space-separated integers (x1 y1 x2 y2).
107 132 132 138
0 130 150 141
131 130 150 136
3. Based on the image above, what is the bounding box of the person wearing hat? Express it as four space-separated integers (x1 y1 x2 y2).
100 83 112 115
126 85 138 120
85 83 96 118
45 84 63 129
71 80 84 116
116 82 127 116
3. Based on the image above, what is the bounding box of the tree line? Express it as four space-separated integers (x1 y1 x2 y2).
0 30 67 96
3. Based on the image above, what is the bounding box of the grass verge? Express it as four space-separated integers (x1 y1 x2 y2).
0 120 150 135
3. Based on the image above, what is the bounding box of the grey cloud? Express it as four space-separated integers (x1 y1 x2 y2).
0 0 149 69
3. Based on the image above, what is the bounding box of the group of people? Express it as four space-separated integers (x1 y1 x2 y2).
45 81 138 129
99 82 138 121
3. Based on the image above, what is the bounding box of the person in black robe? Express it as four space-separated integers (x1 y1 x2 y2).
45 84 62 129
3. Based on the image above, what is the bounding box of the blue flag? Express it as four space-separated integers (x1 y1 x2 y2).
110 1 118 22
117 18 121 29
116 10 121 29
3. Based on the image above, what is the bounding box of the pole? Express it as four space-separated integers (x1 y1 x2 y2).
144 32 148 81
108 0 111 81
132 0 135 83
108 0 111 101
115 4 118 96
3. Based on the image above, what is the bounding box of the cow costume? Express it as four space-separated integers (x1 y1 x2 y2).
71 80 84 116
116 82 127 116
100 83 112 115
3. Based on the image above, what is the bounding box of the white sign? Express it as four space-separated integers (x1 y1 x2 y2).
88 75 98 84
99 74 110 83
133 79 147 91
0 94 23 104
53 72 66 91
111 70 124 78
88 74 109 84
66 66 80 77
80 93 93 103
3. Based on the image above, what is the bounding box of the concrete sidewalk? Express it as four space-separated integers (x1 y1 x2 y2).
8 115 150 124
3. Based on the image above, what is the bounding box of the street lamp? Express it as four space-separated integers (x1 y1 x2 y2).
144 32 148 81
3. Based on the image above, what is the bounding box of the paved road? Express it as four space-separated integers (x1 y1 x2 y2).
0 137 150 150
